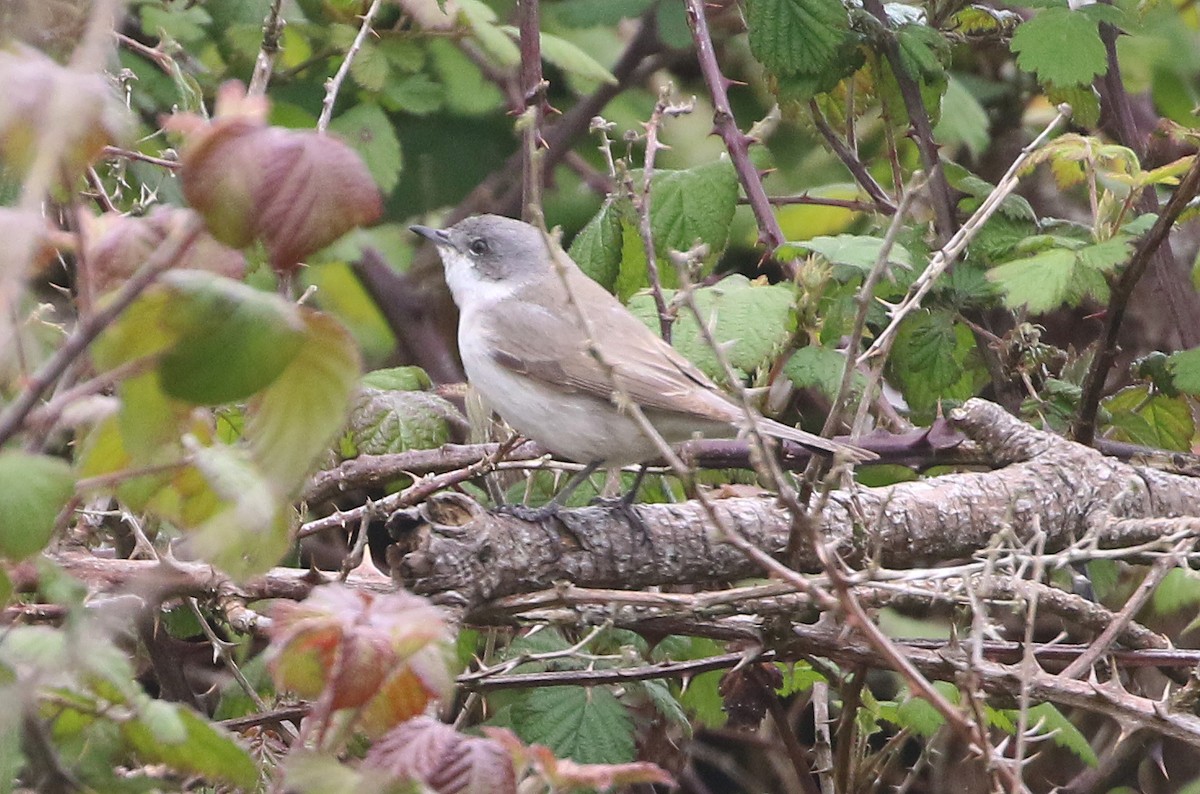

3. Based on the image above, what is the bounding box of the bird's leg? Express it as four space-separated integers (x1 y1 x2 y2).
589 464 652 543
496 460 602 521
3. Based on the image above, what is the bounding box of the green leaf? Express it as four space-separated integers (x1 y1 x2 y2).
569 199 626 290
1151 568 1200 615
649 159 740 261
784 345 863 400
183 444 288 579
427 39 505 115
987 248 1082 313
1103 386 1195 452
1169 346 1200 395
511 686 635 764
350 40 390 92
461 0 521 67
776 661 825 697
140 5 211 44
0 452 74 560
787 234 912 272
348 388 457 455
1011 8 1106 87
123 701 259 787
1026 703 1098 766
746 0 852 77
627 276 797 381
379 74 444 115
888 310 984 414
549 0 656 26
895 23 948 85
896 696 944 738
157 272 308 405
330 103 403 195
935 76 989 159
530 30 618 85
245 311 361 492
361 367 433 391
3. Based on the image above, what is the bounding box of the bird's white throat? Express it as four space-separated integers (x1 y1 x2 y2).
439 248 518 310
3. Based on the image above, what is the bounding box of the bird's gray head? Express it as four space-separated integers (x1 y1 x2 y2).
410 214 551 308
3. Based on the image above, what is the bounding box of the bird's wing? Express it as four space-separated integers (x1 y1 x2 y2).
483 273 738 424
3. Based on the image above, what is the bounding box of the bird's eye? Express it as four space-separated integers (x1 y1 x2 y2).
468 238 489 256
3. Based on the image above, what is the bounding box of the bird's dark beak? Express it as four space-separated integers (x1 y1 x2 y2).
410 225 449 245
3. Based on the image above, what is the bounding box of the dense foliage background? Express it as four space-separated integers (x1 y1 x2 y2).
7 0 1200 791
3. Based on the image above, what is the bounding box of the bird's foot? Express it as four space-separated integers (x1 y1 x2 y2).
589 495 652 545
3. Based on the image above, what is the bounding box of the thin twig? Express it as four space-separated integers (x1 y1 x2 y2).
317 0 383 132
858 105 1072 367
247 0 286 97
808 99 897 214
683 0 792 270
518 0 547 221
861 0 955 240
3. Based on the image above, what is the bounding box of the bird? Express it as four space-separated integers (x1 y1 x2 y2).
411 214 875 517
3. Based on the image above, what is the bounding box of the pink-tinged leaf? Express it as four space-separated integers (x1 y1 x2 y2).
268 585 453 725
0 44 129 178
364 717 517 794
83 207 245 295
176 82 382 274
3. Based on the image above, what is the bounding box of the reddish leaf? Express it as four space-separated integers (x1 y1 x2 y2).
0 44 129 178
364 717 516 794
267 585 452 722
84 207 245 295
175 82 382 274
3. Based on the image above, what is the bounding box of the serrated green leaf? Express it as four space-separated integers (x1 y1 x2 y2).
512 686 635 764
569 199 626 290
987 248 1079 313
784 345 862 400
1168 346 1200 395
123 702 259 787
140 5 211 44
1103 386 1195 452
649 159 740 260
628 276 796 381
379 73 444 115
245 312 360 492
896 696 943 738
348 388 457 454
636 679 692 736
888 310 984 414
1011 8 1106 87
787 234 912 272
746 0 852 77
1026 703 1098 766
0 452 74 560
350 40 390 92
776 661 825 697
461 1 520 67
895 23 948 84
1077 237 1132 272
330 103 403 195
